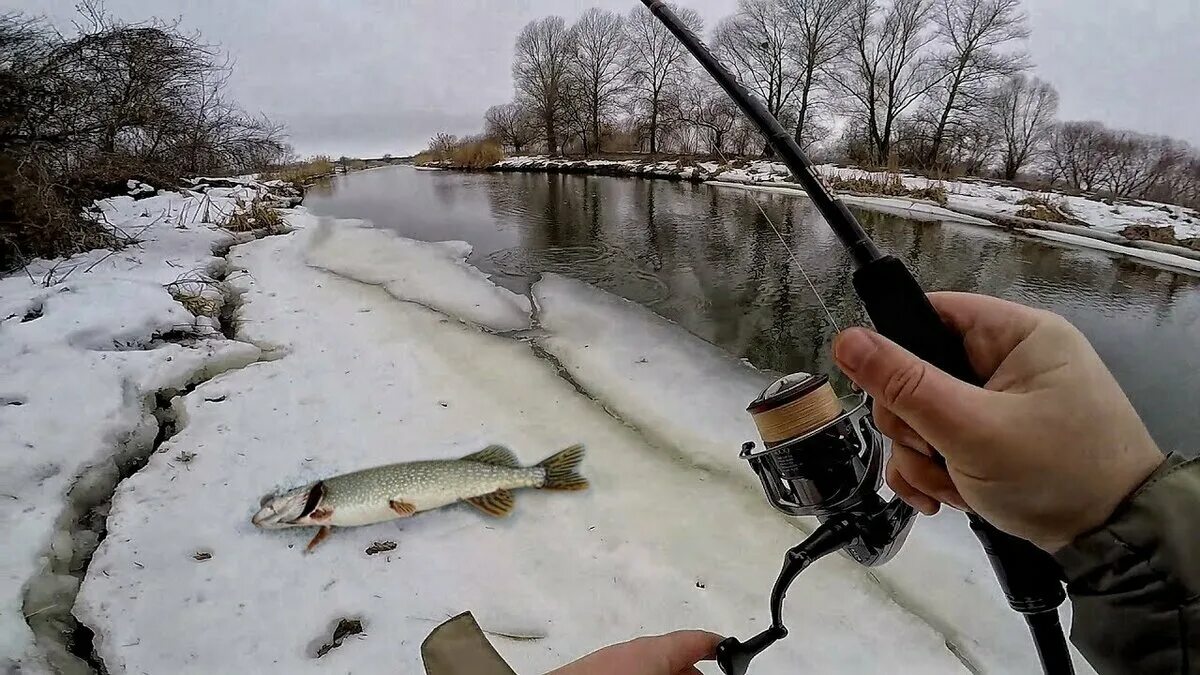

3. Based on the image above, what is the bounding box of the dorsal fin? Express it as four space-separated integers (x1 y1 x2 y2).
462 444 519 468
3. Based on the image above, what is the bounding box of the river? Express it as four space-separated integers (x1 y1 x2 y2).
305 165 1200 457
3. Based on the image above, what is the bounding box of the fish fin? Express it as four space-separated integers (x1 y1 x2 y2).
305 525 332 554
461 444 520 468
389 499 417 517
536 444 588 491
465 489 515 517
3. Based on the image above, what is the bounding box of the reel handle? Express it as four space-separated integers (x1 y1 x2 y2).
852 256 1066 615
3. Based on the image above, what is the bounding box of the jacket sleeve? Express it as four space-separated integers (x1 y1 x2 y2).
1054 454 1200 674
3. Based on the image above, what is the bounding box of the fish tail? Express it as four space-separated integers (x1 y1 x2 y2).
535 444 588 491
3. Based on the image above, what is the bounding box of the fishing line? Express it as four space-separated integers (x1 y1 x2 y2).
714 147 841 333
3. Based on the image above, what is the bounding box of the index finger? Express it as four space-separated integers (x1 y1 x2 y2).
927 292 1045 378
643 630 722 671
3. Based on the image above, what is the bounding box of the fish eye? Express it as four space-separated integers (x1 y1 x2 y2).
259 493 276 507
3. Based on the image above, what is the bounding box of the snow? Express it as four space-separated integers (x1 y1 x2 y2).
6 178 1098 673
1022 229 1200 274
304 218 531 332
1 179 283 672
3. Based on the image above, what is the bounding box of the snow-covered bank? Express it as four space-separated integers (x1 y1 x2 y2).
6 182 1097 673
0 178 295 672
489 156 1200 274
73 221 970 674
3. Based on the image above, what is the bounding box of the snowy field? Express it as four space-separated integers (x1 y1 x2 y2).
2 186 1097 673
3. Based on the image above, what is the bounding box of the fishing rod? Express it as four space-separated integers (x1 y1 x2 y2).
638 2 1072 674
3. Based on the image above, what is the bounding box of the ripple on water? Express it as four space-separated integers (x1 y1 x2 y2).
486 244 672 306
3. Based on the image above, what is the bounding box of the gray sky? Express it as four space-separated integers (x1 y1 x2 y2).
16 0 1200 157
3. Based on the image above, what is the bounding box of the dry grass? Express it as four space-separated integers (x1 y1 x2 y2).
1016 195 1073 223
263 156 334 187
415 136 504 169
826 172 948 206
1119 222 1192 247
166 271 225 320
224 197 287 234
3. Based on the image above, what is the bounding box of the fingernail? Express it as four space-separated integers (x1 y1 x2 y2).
834 328 878 373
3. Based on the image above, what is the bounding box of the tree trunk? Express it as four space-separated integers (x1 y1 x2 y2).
649 102 658 155
926 59 969 168
591 105 601 156
545 114 558 156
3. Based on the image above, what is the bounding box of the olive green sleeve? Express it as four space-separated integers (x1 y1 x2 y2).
1055 454 1200 674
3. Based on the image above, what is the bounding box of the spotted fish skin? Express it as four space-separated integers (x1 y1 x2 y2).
251 444 587 534
319 459 545 526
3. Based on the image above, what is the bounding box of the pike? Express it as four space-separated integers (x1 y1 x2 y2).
252 444 587 552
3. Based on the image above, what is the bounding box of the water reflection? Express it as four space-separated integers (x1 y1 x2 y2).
305 166 1200 455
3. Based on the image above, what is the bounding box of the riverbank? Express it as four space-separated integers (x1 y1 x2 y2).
447 156 1200 274
3 176 1094 673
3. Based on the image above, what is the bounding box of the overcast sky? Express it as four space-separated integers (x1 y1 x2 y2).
16 0 1200 157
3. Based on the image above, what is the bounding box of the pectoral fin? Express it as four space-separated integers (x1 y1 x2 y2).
305 525 332 554
390 500 417 517
465 489 515 517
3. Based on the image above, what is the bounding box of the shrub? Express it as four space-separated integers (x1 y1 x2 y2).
825 171 948 206
1016 195 1073 223
449 139 504 168
415 134 504 169
265 156 334 187
224 197 287 234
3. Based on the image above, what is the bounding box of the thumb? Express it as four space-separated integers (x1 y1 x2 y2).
834 327 988 446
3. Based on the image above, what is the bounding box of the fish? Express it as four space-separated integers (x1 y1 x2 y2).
252 444 587 552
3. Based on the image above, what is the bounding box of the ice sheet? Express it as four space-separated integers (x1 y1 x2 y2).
304 219 531 332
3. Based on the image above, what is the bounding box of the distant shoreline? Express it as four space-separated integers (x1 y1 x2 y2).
417 155 1200 275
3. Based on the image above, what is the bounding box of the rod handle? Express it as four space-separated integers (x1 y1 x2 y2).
852 256 1066 614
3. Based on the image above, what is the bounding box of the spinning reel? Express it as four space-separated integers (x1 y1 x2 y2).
716 373 916 675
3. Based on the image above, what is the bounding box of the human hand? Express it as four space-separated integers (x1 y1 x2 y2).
547 630 722 675
833 291 1164 553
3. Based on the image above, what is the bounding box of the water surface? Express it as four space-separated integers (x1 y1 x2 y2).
306 166 1200 456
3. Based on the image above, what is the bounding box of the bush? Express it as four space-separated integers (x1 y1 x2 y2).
449 139 504 168
414 134 504 169
0 8 287 269
1015 195 1073 223
825 172 948 206
224 197 287 235
264 156 334 187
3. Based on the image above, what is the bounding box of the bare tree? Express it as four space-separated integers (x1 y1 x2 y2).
625 3 703 154
780 0 852 148
922 0 1028 167
712 0 802 156
990 74 1056 180
1100 132 1186 199
832 0 939 164
678 81 739 153
512 16 574 156
1047 121 1111 191
568 8 628 155
484 102 537 154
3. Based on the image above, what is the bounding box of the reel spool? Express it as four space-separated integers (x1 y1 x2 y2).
742 373 886 527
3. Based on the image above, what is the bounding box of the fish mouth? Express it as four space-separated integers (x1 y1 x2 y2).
252 505 287 528
252 481 326 529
